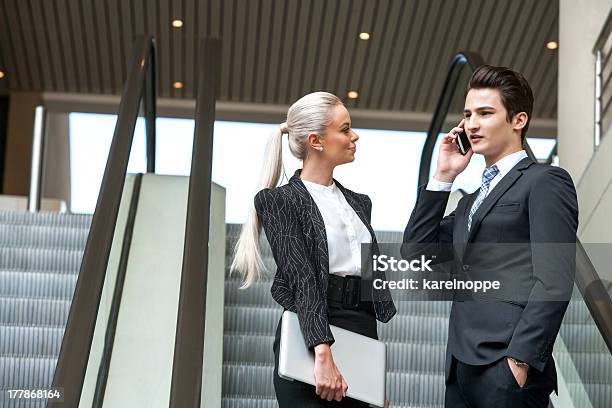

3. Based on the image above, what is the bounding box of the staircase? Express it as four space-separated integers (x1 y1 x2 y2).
0 210 91 407
222 224 612 408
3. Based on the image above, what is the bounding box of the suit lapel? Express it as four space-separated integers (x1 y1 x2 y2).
455 192 477 260
466 157 534 242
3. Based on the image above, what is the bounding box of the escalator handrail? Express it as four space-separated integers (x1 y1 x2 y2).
168 37 221 407
49 35 157 407
417 51 485 187
427 52 612 355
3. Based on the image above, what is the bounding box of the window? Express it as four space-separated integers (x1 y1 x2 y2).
69 114 427 231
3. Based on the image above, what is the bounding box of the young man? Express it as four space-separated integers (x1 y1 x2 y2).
402 65 578 407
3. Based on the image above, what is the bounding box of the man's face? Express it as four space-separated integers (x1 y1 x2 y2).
463 88 522 160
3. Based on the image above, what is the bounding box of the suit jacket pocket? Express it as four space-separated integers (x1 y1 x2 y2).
491 202 520 213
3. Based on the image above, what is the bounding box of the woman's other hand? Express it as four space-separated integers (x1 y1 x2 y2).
313 343 348 401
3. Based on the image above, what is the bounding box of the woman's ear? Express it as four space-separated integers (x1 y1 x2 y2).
308 133 324 151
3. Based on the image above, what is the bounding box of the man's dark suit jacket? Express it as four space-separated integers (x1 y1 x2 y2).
402 157 578 392
254 169 396 350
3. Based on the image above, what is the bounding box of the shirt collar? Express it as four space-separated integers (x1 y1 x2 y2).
490 150 528 178
301 178 336 193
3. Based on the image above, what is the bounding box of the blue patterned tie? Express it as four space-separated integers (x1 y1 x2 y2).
467 165 500 231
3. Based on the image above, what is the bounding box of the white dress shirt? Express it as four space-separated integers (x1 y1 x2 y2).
426 150 528 194
302 179 371 277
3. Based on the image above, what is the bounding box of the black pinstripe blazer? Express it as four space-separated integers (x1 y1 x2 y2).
254 169 397 350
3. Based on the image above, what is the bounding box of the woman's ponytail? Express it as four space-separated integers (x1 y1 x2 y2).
230 125 285 288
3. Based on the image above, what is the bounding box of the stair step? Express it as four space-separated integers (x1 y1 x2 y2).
222 363 275 397
566 351 612 384
0 210 91 227
0 325 65 357
0 297 72 326
0 271 77 300
0 247 84 272
224 305 283 335
0 224 89 250
221 396 278 408
559 323 611 354
0 355 57 389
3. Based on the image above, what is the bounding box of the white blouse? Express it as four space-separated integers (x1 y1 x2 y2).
302 179 372 277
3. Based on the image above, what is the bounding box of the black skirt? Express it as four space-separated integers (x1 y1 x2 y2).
272 298 379 407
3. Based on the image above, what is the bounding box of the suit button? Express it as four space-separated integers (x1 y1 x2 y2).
462 265 470 271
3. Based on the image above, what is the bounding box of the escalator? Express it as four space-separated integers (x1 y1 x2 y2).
0 35 224 408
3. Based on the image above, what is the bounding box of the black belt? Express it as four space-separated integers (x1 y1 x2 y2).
327 274 371 310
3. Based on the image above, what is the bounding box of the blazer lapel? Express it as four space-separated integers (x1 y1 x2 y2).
288 170 330 281
466 157 534 242
287 170 379 280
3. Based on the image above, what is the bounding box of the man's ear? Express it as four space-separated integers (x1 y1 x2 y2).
513 112 528 132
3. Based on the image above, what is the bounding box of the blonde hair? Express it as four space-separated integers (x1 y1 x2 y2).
230 91 343 288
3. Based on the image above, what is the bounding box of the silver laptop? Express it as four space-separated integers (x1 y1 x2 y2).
278 310 387 407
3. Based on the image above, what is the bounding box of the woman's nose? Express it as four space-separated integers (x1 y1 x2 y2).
352 131 359 141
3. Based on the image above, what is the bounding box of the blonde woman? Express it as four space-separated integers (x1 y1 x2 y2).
231 91 396 407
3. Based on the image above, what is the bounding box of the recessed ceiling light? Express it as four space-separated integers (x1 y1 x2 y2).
546 41 558 50
359 32 370 40
172 19 183 28
0 71 5 79
173 81 183 89
347 91 359 99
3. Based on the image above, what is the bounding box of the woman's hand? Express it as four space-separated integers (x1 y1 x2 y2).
433 119 474 183
313 344 348 401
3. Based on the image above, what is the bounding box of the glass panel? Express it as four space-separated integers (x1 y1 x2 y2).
69 113 146 213
70 114 427 231
526 137 556 161
555 243 612 408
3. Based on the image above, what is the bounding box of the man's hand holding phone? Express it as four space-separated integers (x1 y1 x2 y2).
433 119 474 183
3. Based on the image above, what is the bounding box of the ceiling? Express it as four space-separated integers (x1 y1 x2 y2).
0 0 559 126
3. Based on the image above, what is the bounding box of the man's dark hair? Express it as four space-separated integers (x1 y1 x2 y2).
466 65 534 143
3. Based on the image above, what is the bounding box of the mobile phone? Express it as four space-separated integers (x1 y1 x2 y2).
455 127 471 155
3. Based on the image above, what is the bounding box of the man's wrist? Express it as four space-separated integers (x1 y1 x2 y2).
508 356 529 369
433 171 457 183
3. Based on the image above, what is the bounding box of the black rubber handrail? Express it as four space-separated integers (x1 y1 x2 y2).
429 52 612 355
49 35 157 407
168 38 221 407
417 51 484 187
